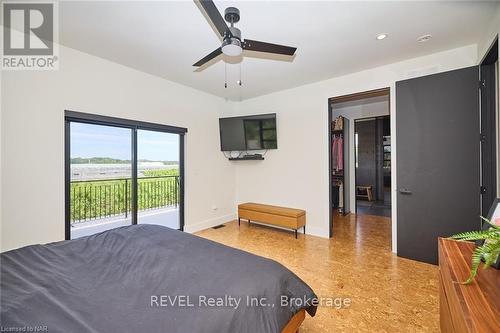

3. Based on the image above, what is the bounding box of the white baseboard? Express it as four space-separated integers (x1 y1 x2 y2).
305 225 329 238
237 220 329 239
184 213 236 233
185 214 329 239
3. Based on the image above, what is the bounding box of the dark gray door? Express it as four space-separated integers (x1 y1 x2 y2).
396 66 480 265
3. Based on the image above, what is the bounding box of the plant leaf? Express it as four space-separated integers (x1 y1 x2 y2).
462 245 484 284
451 216 500 283
449 230 498 241
482 240 500 268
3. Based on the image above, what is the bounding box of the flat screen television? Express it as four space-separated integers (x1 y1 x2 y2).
219 113 277 151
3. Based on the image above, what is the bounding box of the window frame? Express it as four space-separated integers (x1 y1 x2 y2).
64 110 187 240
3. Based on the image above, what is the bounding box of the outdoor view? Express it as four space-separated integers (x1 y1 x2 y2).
70 123 180 238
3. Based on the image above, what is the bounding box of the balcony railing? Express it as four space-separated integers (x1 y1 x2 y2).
70 176 179 224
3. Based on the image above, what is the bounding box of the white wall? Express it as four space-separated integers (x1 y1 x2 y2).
332 99 390 212
225 45 478 251
0 46 236 251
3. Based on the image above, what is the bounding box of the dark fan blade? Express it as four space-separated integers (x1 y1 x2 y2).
193 47 222 66
243 39 296 56
197 0 231 38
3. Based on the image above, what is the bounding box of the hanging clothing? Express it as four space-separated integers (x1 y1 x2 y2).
332 136 338 171
332 116 346 214
332 135 343 171
339 181 344 209
336 136 343 171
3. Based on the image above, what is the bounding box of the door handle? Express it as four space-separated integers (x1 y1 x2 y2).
399 189 412 195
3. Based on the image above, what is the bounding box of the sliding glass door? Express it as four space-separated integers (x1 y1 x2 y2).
65 111 186 240
69 123 133 239
137 130 181 229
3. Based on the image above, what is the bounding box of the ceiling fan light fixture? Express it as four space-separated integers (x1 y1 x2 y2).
222 38 242 56
193 1 296 67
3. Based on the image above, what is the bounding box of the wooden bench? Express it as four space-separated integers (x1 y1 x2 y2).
238 202 306 238
356 185 373 201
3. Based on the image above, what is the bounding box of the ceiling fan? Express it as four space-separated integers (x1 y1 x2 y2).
193 0 297 67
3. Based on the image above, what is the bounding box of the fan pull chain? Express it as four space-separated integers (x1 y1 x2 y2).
237 62 242 86
224 62 227 89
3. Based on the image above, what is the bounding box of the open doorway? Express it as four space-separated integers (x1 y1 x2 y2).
328 88 391 238
354 116 391 217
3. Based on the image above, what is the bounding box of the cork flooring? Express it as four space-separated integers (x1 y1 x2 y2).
196 213 439 332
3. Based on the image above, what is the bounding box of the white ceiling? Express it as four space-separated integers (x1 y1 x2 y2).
59 1 499 101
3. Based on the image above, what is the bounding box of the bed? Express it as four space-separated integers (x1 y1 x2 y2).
1 224 317 332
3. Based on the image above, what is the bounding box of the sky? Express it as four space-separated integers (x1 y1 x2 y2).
70 122 179 161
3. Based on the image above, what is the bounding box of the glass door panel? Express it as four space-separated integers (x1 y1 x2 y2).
69 122 133 239
137 130 180 229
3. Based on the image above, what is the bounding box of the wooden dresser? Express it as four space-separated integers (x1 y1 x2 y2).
438 238 499 332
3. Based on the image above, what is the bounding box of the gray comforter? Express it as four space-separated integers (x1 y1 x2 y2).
1 225 316 332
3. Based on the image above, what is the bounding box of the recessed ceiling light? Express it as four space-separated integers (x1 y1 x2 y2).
417 34 432 42
376 33 388 40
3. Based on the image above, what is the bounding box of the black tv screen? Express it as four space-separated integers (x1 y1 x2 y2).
219 113 277 151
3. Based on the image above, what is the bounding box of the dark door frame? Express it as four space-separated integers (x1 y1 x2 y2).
64 110 187 240
353 115 391 215
328 87 390 237
479 36 498 216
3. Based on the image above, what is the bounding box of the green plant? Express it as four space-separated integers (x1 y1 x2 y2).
142 168 179 177
449 217 500 284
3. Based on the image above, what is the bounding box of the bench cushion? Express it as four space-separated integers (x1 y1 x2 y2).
238 203 305 218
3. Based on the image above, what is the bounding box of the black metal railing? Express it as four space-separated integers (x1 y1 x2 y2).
70 176 179 223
